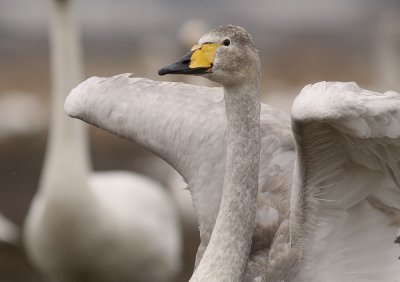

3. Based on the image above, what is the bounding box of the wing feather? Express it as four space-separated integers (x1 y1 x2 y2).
290 82 400 282
65 74 230 247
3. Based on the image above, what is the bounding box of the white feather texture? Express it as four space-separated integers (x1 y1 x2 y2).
289 81 400 282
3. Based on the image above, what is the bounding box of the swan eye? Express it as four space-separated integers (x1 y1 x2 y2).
222 39 230 46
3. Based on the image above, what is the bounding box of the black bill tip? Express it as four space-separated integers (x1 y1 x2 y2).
158 67 170 76
157 63 188 76
158 51 193 76
158 63 211 76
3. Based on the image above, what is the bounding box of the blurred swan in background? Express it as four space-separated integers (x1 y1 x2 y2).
23 0 181 281
66 25 400 281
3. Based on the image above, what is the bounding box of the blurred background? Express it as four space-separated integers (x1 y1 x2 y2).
0 0 399 281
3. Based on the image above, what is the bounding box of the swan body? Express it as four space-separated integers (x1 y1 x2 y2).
24 1 181 281
65 25 400 282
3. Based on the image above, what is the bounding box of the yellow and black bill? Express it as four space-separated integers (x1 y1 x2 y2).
158 43 219 76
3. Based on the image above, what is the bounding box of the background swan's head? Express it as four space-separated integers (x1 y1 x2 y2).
159 25 260 86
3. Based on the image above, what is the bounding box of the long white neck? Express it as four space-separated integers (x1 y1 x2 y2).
40 0 90 196
190 78 261 281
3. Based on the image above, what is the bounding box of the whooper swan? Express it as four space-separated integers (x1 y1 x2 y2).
65 25 400 282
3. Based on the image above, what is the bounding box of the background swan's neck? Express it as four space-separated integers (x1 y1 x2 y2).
40 0 90 196
190 79 261 281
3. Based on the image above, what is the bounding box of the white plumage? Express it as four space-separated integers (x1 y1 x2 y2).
65 25 400 282
288 81 400 282
24 1 181 281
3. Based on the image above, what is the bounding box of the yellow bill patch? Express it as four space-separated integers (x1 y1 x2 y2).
189 43 219 70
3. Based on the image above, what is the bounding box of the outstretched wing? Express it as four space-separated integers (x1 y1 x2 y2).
290 82 400 282
65 73 226 184
65 73 229 240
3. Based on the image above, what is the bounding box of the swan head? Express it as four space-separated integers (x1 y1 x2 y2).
158 25 260 86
